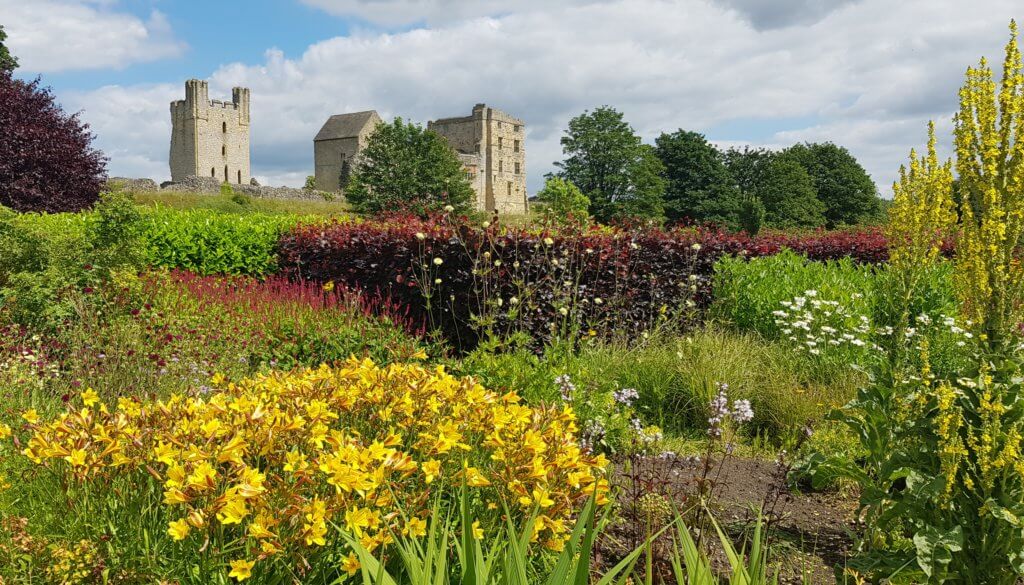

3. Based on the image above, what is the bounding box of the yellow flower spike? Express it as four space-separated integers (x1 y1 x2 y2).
228 559 255 581
21 409 39 424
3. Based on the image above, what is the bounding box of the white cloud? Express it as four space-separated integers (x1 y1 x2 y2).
62 83 179 180
66 0 1021 196
298 0 609 27
711 0 862 30
0 0 185 72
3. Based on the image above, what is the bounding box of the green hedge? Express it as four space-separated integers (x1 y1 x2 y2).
137 208 308 276
5 206 323 277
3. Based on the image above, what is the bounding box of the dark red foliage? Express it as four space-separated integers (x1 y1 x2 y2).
0 71 107 212
276 215 911 350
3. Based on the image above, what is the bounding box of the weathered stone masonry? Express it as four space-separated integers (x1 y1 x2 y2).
428 104 527 214
313 110 382 192
170 79 250 185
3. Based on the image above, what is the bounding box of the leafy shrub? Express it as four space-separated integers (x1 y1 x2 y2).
278 215 919 349
0 72 107 212
535 177 590 225
0 192 141 330
4 360 609 582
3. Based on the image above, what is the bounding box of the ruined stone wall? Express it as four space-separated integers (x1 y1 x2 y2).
169 80 250 185
429 104 527 214
483 107 527 215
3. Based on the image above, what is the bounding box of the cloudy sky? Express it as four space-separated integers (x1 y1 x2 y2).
2 0 1020 193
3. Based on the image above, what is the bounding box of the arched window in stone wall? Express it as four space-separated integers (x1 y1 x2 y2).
211 167 216 177
222 121 227 133
238 170 242 184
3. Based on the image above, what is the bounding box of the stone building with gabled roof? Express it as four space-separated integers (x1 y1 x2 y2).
312 104 527 214
313 110 382 192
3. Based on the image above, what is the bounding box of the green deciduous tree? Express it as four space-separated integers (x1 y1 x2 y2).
655 129 741 226
554 107 666 222
786 142 880 227
723 146 775 195
346 118 474 216
0 24 17 73
754 154 826 228
535 176 590 224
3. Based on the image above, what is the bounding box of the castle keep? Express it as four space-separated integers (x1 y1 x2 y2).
169 80 250 185
428 104 527 214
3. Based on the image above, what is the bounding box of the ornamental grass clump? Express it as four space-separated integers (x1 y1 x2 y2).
5 358 608 582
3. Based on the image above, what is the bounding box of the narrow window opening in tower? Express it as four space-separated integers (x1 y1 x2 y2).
211 167 215 177
222 121 227 133
507 181 512 196
222 145 226 156
238 170 242 183
225 165 229 181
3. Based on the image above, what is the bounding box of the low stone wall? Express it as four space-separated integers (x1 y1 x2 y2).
108 177 160 192
107 176 337 202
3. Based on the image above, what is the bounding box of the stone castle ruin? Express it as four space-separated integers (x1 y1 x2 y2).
313 104 528 214
428 104 527 214
168 81 527 213
169 79 251 185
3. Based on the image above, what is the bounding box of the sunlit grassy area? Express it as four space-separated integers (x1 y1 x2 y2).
132 190 354 217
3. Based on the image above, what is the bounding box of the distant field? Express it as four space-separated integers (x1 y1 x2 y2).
131 190 354 217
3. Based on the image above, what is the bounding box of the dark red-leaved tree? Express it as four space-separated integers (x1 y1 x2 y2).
0 71 107 212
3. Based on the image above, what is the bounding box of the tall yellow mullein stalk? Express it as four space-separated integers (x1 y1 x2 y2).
887 122 956 272
885 122 957 351
954 21 1024 351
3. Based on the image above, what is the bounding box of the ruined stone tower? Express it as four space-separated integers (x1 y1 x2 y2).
169 79 250 184
428 104 527 214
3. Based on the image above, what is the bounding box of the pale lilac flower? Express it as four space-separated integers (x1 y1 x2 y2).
731 399 754 424
613 387 639 406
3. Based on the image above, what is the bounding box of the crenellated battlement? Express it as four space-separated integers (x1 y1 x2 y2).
169 79 251 184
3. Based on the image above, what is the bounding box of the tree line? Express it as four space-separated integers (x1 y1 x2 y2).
545 106 883 231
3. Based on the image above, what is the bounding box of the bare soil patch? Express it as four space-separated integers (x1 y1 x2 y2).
596 456 857 583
